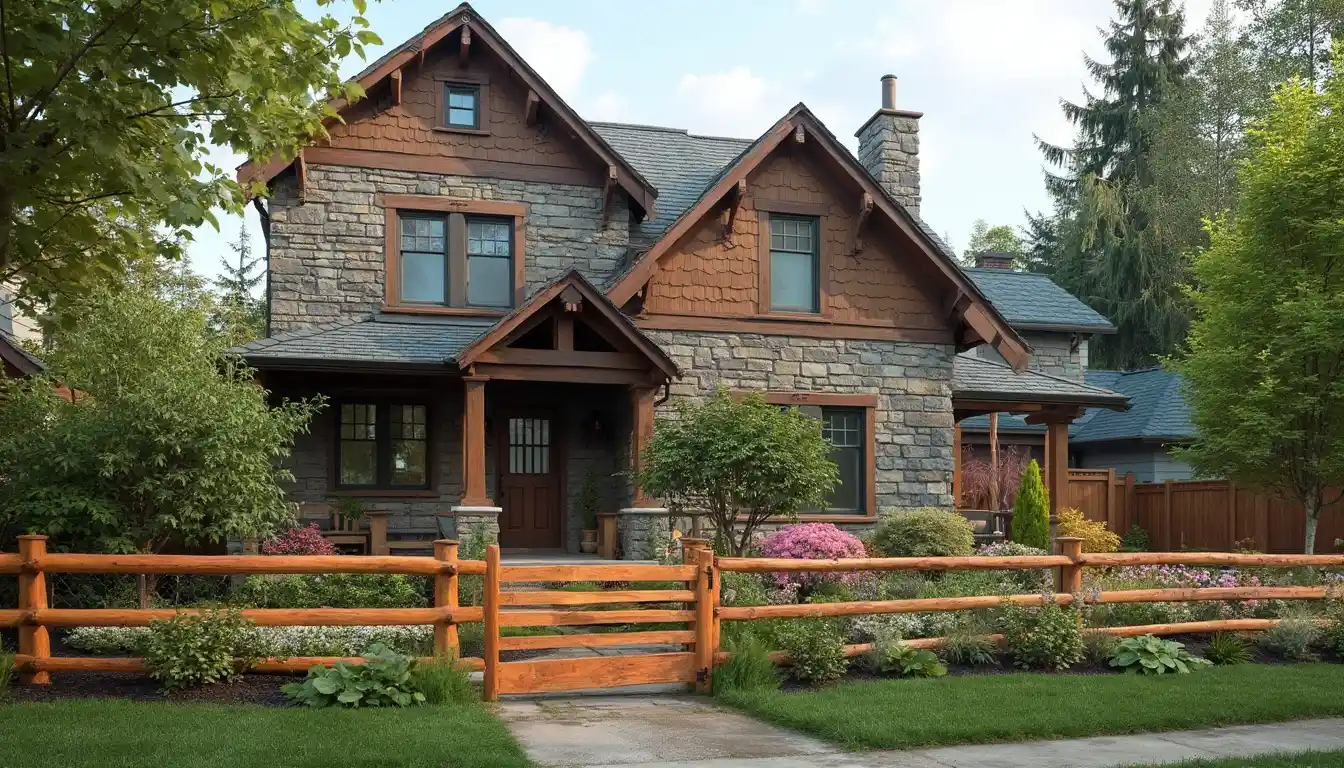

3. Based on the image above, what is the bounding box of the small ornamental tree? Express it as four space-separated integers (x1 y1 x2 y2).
1176 48 1344 553
1011 460 1051 550
636 389 838 556
0 277 323 604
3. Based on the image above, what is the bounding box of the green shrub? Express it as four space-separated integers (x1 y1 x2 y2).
412 654 477 705
283 645 425 708
1082 632 1120 666
872 508 974 558
1000 600 1084 671
940 618 998 667
232 573 426 609
868 638 947 678
776 619 847 685
0 638 13 699
142 609 266 690
1205 632 1253 665
1120 525 1151 552
1108 635 1211 675
1010 460 1050 550
714 630 780 695
1259 615 1321 661
720 572 769 607
458 522 497 607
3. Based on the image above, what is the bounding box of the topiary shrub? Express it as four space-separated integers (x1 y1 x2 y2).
1057 507 1120 553
871 508 974 558
759 523 867 590
261 524 338 556
1011 460 1050 550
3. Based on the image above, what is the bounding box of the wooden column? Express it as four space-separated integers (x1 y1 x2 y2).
483 543 501 701
367 511 390 556
1045 419 1070 517
988 413 1000 512
630 386 658 507
433 539 459 658
461 376 493 507
952 423 962 508
18 535 51 685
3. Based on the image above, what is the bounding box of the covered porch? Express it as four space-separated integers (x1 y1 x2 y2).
950 356 1129 536
237 269 679 558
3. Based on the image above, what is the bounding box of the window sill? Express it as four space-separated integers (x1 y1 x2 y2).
382 304 509 318
432 125 490 136
763 311 830 323
328 489 441 498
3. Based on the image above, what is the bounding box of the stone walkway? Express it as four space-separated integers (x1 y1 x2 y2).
496 696 1344 768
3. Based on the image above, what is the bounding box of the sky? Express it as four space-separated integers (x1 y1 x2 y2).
187 0 1219 282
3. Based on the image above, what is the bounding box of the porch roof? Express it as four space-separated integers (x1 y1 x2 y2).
232 313 497 370
952 356 1129 417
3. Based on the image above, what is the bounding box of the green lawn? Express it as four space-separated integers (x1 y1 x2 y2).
1133 751 1344 767
0 700 531 768
719 664 1344 751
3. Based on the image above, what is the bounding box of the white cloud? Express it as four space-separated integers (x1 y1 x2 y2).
674 67 787 138
493 18 593 101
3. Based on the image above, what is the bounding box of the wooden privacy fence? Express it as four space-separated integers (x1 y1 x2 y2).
1065 470 1344 554
6 535 1344 698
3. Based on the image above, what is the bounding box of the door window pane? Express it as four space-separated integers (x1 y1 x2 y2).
769 215 819 312
508 417 550 475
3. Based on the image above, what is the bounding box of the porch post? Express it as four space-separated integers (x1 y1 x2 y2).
630 385 657 508
461 375 493 507
620 385 670 560
952 423 962 508
1045 419 1070 522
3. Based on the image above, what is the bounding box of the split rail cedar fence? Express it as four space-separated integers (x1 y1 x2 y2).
1066 469 1344 554
4 534 1344 699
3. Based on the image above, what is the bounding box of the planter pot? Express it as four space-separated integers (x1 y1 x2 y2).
580 529 598 554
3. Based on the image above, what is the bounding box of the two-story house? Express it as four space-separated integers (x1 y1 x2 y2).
234 3 1128 557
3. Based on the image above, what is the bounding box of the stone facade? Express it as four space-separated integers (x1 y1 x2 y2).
856 112 921 218
964 331 1087 383
646 329 956 515
266 164 631 333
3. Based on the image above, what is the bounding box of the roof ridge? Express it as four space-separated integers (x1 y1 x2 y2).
589 121 755 144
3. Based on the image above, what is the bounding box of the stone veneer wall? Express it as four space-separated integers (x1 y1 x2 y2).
856 112 921 218
266 165 630 333
964 331 1086 383
645 329 956 520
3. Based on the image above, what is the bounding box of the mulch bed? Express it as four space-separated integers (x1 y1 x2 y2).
8 673 299 706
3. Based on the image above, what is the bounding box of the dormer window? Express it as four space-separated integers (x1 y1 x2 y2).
445 84 480 129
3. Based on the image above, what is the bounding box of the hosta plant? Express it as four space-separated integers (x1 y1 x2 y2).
1108 635 1211 675
283 644 426 708
873 642 947 678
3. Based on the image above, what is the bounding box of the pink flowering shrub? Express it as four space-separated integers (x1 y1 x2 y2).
759 523 866 590
261 524 338 556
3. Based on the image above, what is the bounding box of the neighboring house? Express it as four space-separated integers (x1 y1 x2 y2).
0 327 44 383
232 3 1127 557
1073 368 1196 482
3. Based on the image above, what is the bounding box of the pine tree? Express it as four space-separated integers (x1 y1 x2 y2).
1011 460 1051 551
213 225 265 343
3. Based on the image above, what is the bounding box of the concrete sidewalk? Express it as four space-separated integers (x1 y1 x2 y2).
497 695 1344 767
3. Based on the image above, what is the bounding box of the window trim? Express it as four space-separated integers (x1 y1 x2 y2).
741 391 878 520
333 399 434 492
756 208 829 317
382 195 526 316
433 77 491 135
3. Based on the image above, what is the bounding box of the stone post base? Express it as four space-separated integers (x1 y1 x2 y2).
617 508 670 561
452 506 502 553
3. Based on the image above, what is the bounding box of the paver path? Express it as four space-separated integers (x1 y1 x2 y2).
496 696 1344 768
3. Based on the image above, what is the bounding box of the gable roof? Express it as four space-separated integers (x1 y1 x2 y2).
236 3 657 213
602 104 1031 369
0 328 44 377
964 269 1115 334
1071 368 1195 444
953 356 1129 411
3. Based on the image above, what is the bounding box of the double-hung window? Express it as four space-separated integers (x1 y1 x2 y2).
819 408 864 513
769 215 819 313
395 212 515 309
338 403 430 490
444 84 480 129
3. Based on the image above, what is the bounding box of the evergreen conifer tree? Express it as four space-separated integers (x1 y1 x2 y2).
1012 460 1051 551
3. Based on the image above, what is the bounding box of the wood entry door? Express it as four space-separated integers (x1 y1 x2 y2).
498 415 562 549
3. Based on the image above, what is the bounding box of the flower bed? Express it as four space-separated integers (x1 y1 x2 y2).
65 625 433 658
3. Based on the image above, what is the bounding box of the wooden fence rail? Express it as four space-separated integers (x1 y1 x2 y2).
7 535 1344 698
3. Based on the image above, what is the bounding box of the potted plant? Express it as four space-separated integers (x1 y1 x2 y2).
577 469 601 554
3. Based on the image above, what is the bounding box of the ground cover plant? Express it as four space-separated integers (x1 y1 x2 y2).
283 645 425 708
718 664 1344 751
1108 635 1211 675
0 699 531 768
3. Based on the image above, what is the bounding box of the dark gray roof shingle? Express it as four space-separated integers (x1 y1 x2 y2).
964 268 1115 333
1072 368 1195 444
233 314 498 368
0 327 44 374
953 356 1129 409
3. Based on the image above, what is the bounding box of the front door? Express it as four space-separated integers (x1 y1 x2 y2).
498 414 562 549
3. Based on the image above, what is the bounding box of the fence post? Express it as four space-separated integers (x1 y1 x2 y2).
483 543 501 701
17 535 51 685
1105 468 1117 532
433 539 459 659
1124 472 1137 533
1226 480 1238 550
367 511 390 556
694 546 715 694
1163 479 1174 550
1055 536 1083 594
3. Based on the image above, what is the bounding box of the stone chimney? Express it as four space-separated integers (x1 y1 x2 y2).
974 251 1015 270
856 74 922 217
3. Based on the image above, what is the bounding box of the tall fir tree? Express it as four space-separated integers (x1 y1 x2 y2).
1238 0 1344 89
213 225 265 344
1035 0 1193 369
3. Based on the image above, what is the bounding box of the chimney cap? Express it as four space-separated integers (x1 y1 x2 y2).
881 73 897 80
974 251 1016 270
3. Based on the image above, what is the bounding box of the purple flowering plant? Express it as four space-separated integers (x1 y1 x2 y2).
758 523 867 590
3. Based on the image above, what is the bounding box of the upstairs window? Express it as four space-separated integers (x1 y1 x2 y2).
393 210 517 310
445 84 480 129
769 215 819 313
466 217 514 308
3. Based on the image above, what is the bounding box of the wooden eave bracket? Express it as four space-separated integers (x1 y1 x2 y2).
295 148 308 204
525 89 540 126
849 192 873 254
793 124 806 144
599 165 618 226
1024 406 1084 425
390 70 403 107
722 179 747 243
559 286 585 314
459 23 472 67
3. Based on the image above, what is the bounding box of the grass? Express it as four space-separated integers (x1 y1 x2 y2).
0 699 532 768
719 664 1344 751
1132 751 1344 767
